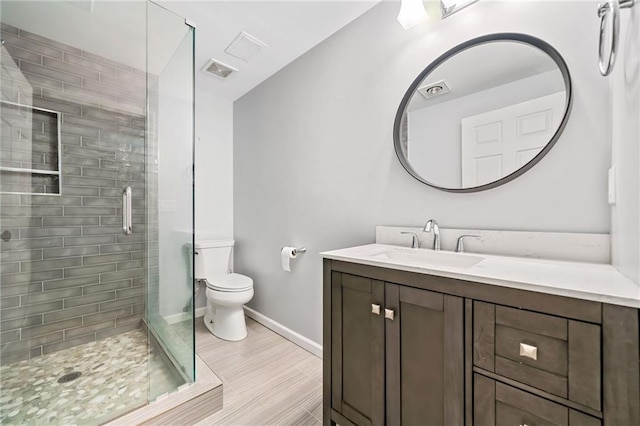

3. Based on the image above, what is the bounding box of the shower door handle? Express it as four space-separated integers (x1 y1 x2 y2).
122 186 132 235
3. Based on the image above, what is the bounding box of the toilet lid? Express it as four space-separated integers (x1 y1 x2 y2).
206 273 253 292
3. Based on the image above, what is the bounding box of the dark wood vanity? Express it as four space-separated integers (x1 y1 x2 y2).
323 259 640 426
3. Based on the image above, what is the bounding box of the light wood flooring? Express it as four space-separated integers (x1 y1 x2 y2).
194 317 322 426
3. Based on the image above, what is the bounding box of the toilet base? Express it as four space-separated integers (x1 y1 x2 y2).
203 306 248 341
204 287 253 342
203 314 215 336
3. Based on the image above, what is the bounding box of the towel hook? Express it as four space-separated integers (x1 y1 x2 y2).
598 0 635 76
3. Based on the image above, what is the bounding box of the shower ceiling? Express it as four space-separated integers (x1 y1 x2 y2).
0 0 183 75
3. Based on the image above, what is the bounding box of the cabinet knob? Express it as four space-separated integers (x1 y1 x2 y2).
384 309 395 320
371 304 381 315
519 343 538 361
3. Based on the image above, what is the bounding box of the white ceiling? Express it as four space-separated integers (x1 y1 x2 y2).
158 1 380 101
2 1 379 102
407 41 562 112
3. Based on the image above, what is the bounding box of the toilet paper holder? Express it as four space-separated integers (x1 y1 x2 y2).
290 247 307 255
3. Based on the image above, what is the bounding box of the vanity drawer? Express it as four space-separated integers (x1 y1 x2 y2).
473 302 601 411
474 374 601 426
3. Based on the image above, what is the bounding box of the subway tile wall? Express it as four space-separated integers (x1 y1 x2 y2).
0 23 153 365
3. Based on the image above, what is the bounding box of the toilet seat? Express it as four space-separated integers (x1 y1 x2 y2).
206 273 253 292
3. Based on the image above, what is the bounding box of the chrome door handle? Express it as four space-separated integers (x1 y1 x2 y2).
122 186 132 235
371 304 381 315
384 309 395 320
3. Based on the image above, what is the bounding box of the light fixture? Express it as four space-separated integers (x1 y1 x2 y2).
418 80 451 99
440 0 479 19
397 0 429 30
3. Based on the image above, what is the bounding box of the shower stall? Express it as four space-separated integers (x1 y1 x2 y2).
0 1 195 424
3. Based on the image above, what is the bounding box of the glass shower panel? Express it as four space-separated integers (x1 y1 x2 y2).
146 2 195 395
0 1 195 423
0 1 151 422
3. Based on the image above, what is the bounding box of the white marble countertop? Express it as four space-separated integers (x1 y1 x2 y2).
321 244 640 308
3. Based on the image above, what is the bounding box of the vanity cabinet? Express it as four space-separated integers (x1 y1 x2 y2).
473 302 601 411
323 259 640 426
474 375 601 426
329 272 463 426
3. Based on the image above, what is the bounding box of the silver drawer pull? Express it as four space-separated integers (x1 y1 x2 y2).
519 343 538 360
371 304 381 315
384 309 395 320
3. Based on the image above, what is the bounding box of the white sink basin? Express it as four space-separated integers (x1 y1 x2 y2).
370 247 484 269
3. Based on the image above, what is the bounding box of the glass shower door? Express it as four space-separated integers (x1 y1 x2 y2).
0 1 154 423
146 2 195 395
0 0 195 422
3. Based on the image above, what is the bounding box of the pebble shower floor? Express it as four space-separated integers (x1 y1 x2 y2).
0 328 178 425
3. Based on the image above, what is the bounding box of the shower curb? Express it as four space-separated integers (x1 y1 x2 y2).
104 355 223 426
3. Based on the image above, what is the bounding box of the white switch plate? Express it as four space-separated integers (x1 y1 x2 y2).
608 166 617 205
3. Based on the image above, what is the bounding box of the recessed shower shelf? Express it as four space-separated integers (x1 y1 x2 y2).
0 167 60 175
0 166 62 196
0 100 62 195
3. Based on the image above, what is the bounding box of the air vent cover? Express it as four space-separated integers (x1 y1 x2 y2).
418 80 451 100
202 59 237 79
225 31 267 62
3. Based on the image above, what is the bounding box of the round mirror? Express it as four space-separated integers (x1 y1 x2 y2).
393 33 572 192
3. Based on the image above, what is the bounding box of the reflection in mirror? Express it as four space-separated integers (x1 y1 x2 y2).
395 34 571 192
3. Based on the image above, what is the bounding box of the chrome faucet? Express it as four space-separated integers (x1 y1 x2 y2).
423 219 440 251
401 231 420 248
456 235 480 253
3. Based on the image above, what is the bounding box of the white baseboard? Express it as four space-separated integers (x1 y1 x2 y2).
165 307 207 325
178 305 323 359
243 306 323 359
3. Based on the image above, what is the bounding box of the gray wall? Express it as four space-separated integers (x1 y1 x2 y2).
0 24 147 364
234 1 611 345
611 4 640 284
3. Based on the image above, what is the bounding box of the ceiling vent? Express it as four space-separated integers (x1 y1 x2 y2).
225 31 267 62
418 80 451 100
202 59 237 80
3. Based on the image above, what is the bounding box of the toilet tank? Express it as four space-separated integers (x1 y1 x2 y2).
194 240 234 279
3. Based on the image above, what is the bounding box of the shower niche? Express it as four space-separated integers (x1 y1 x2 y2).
0 94 61 195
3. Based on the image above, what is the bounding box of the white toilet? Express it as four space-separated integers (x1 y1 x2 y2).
194 239 254 341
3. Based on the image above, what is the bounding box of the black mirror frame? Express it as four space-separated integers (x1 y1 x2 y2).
393 33 573 193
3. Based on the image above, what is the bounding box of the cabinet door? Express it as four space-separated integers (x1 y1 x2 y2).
473 374 601 426
386 284 464 426
331 272 385 426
